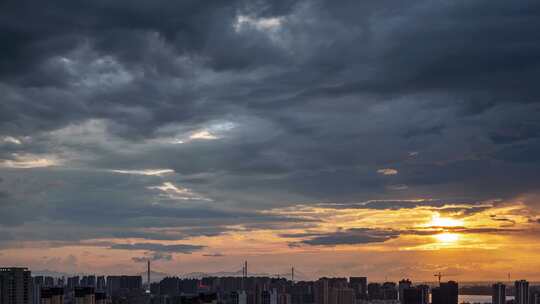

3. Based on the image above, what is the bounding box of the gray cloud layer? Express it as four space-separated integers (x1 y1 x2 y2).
1 0 540 252
111 243 205 254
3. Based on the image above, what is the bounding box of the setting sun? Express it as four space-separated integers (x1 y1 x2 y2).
435 233 460 244
428 214 464 227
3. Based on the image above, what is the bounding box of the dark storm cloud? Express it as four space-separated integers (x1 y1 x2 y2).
111 242 205 254
284 225 523 247
285 228 400 246
1 0 540 251
316 200 493 217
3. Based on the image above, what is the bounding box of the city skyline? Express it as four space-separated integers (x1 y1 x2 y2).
3 266 540 304
2 0 540 281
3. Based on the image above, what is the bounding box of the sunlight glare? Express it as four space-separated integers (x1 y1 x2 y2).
428 214 464 227
435 233 459 243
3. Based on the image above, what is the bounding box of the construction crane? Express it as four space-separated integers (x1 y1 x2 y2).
434 272 443 283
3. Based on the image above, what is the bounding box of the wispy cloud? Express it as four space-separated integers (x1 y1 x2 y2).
1 136 22 145
110 169 175 176
0 153 60 169
147 182 213 201
111 242 205 254
377 168 398 175
189 130 219 140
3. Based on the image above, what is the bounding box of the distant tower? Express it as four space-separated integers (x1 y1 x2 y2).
291 267 294 282
146 260 151 293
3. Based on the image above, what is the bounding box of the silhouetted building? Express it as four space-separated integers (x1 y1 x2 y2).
532 292 540 304
515 280 529 304
399 280 412 303
327 279 347 290
231 291 248 304
402 288 421 304
0 267 32 304
349 277 367 300
416 285 429 304
67 277 80 290
80 276 95 288
180 279 199 294
314 279 329 304
159 277 180 296
261 290 278 304
96 277 106 292
431 287 441 304
43 279 54 289
106 276 141 297
431 281 458 304
94 292 106 304
381 282 397 300
367 283 381 300
34 277 44 287
328 288 354 304
40 287 64 304
442 281 458 304
290 281 314 304
74 287 94 304
492 283 505 304
278 293 291 304
32 278 42 304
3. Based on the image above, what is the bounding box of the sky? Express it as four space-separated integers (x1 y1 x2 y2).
1 0 540 282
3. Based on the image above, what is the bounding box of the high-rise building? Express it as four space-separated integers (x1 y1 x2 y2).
179 278 199 294
290 281 314 304
33 278 44 287
32 278 41 304
232 291 248 304
431 281 458 304
367 283 381 300
416 285 429 304
328 288 354 304
80 276 95 288
398 280 412 303
515 280 529 304
327 279 348 290
94 292 106 304
431 287 442 304
95 277 105 292
0 267 32 304
314 279 329 304
278 293 291 304
532 292 540 304
158 277 180 296
74 287 95 304
106 276 142 297
40 287 64 304
402 288 421 304
261 290 278 304
381 282 397 300
349 277 367 300
42 279 54 289
66 277 79 290
314 278 330 304
492 283 505 304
